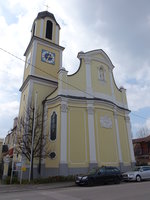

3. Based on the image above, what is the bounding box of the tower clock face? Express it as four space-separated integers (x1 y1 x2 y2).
41 49 55 64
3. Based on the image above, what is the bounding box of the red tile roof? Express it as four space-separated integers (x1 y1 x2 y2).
133 135 150 143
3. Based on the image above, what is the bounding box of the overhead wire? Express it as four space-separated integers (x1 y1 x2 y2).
0 47 149 120
0 47 94 98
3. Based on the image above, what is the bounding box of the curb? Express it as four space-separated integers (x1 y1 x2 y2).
0 182 76 193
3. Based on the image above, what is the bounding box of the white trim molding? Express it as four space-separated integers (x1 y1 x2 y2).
30 41 37 75
109 68 115 102
87 103 97 164
85 57 93 98
40 19 44 38
58 88 128 110
55 25 59 45
58 68 68 95
114 110 123 163
60 101 68 164
125 116 135 163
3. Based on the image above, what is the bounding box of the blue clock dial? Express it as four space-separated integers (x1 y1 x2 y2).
41 50 55 64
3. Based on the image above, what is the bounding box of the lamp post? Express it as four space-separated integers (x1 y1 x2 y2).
10 128 17 184
29 92 37 183
20 142 24 184
10 145 15 184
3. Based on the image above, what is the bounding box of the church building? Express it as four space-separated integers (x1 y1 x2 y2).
18 10 135 177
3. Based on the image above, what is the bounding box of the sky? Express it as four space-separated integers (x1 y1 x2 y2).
0 0 150 139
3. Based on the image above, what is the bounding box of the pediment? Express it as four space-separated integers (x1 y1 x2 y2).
78 49 114 70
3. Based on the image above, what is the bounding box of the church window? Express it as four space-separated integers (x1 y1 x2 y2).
99 66 105 82
46 20 53 40
50 111 57 141
49 152 56 159
99 67 104 80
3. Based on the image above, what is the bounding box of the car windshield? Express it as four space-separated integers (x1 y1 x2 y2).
88 168 98 175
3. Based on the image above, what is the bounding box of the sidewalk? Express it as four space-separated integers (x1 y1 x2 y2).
0 181 75 193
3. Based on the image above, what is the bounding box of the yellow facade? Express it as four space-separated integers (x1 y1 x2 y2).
67 61 86 91
35 43 60 80
17 11 135 178
45 105 61 168
118 115 131 165
68 107 88 168
95 108 119 166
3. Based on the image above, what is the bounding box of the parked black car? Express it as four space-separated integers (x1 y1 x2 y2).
75 166 122 186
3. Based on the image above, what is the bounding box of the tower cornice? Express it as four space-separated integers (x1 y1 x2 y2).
19 75 58 92
24 36 65 56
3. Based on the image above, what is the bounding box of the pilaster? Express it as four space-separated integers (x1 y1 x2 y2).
30 41 37 75
59 100 68 175
85 57 93 98
58 67 68 95
109 68 115 102
114 109 123 164
125 115 135 163
87 102 97 166
40 19 44 38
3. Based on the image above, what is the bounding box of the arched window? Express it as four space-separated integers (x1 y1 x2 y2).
99 67 105 81
50 112 57 141
46 20 53 40
99 67 104 80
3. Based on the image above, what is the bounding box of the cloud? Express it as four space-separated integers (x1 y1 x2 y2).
0 0 150 138
126 83 150 111
146 118 150 130
0 101 19 118
0 101 19 137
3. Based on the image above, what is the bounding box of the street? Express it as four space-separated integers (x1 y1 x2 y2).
1 182 150 200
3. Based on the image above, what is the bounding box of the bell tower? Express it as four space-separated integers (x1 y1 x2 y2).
31 11 60 45
19 11 64 117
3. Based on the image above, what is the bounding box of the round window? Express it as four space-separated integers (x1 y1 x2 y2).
49 152 56 159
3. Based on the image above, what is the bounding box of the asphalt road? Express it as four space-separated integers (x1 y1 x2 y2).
1 182 150 200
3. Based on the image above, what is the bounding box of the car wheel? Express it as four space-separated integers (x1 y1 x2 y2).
136 175 141 182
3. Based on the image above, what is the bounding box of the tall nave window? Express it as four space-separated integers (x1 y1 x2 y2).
50 111 57 141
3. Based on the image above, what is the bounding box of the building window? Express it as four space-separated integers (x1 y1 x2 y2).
46 20 53 40
50 111 57 141
99 67 105 81
49 152 56 159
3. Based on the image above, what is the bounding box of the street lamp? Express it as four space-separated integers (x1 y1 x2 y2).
29 92 37 182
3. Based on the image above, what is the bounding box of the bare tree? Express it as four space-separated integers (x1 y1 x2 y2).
136 126 149 138
16 105 48 181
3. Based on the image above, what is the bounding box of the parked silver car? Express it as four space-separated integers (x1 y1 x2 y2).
122 166 150 182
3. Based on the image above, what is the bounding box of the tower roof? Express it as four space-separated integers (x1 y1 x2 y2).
35 11 60 28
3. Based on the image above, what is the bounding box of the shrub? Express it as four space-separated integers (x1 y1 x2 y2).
2 175 75 184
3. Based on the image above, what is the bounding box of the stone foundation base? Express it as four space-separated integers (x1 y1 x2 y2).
18 162 136 179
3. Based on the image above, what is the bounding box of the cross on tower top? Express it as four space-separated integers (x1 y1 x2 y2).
44 4 50 11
